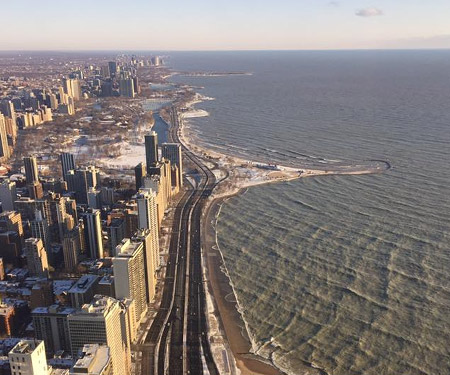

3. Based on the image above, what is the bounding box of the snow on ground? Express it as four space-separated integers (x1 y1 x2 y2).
98 142 146 169
183 109 209 118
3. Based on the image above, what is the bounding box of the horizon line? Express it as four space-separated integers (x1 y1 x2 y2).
1 47 450 53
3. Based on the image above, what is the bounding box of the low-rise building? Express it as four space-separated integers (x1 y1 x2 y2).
70 344 112 375
8 339 48 375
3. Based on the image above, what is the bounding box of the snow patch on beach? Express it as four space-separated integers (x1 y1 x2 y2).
183 109 209 118
201 242 239 375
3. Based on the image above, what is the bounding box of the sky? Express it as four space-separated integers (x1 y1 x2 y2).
2 0 450 50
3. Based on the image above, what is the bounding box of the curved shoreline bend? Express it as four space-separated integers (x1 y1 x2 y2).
175 100 391 375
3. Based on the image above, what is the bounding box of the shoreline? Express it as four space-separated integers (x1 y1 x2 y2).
203 193 286 375
174 93 390 375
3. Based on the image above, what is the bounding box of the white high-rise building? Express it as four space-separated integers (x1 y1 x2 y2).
135 189 158 232
135 189 160 269
63 77 81 99
68 296 131 375
8 339 49 375
72 79 82 100
133 229 158 303
113 239 148 325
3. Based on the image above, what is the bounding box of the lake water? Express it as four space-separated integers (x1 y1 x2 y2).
170 51 450 375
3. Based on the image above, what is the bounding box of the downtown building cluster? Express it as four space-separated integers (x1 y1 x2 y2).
0 79 77 165
0 55 163 166
0 125 183 375
82 56 162 100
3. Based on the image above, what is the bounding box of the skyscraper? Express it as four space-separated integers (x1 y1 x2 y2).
63 77 80 99
107 218 126 255
113 239 148 324
24 238 49 277
134 162 146 190
100 187 115 206
0 232 21 267
134 229 158 303
0 100 16 142
119 78 135 98
24 156 39 184
49 93 59 109
100 65 110 79
66 166 100 204
0 211 24 240
108 61 117 78
87 188 101 209
132 76 140 94
145 131 158 170
0 114 10 160
134 190 160 275
72 79 82 100
82 209 104 259
84 165 100 188
60 152 76 179
135 189 158 234
30 210 51 253
27 181 44 200
0 99 15 118
0 180 17 212
161 143 183 187
68 295 131 375
63 226 82 271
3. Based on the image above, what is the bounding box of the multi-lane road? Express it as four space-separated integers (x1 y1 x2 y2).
139 108 219 375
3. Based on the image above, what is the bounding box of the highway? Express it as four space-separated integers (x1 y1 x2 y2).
139 107 219 375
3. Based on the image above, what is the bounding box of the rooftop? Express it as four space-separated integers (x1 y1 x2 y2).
98 275 114 285
10 339 43 355
32 304 76 316
72 344 110 374
78 295 119 316
53 280 75 295
68 275 99 294
115 238 143 257
50 369 69 375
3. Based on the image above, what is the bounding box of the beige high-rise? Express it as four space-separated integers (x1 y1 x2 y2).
68 296 131 375
113 239 148 325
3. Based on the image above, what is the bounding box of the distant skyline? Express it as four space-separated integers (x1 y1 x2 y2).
2 0 450 50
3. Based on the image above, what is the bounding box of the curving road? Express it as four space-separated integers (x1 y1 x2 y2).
140 107 219 375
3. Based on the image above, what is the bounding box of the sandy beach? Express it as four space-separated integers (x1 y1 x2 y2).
203 195 285 375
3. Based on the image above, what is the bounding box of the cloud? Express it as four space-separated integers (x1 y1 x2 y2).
328 1 339 6
355 7 384 17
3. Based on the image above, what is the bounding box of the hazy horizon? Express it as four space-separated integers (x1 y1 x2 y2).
1 47 450 53
2 0 450 51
